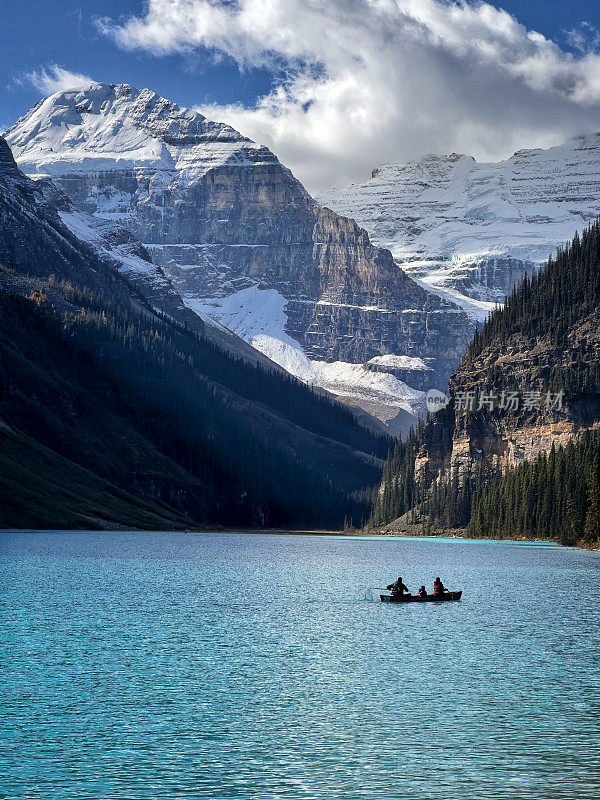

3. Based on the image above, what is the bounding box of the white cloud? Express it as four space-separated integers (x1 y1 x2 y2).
98 0 600 192
24 64 94 95
565 22 600 55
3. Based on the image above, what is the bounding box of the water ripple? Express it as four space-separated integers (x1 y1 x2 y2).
1 532 599 799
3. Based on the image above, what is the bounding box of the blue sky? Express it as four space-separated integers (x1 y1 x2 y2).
2 0 599 123
3 0 600 190
1 0 275 126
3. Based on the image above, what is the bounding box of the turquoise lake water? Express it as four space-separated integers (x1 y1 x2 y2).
1 531 599 800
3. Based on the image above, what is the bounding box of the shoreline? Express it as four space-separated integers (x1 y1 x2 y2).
2 526 598 550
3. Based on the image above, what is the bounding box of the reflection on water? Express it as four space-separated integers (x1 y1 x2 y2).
1 531 599 799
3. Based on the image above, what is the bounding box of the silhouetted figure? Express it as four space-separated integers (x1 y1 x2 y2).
387 576 409 597
433 577 446 595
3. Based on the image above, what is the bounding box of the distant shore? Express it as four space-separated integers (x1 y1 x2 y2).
4 526 597 549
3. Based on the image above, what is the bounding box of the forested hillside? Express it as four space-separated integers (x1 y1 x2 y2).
370 223 600 545
369 427 421 528
467 222 600 398
469 430 600 545
0 139 388 530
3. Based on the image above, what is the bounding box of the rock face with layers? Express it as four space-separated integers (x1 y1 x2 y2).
0 134 391 528
415 307 600 485
6 83 474 429
317 137 600 317
1 132 279 370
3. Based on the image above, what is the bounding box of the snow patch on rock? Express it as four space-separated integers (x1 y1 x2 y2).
184 286 425 418
183 286 315 381
367 355 430 371
311 361 425 416
58 209 170 286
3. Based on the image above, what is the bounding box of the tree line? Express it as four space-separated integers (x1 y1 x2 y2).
0 269 386 529
469 431 600 545
369 220 600 545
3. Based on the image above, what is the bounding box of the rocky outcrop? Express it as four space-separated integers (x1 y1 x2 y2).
449 420 600 475
5 84 474 426
416 305 600 482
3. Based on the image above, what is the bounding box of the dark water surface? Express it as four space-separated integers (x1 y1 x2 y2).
1 531 599 799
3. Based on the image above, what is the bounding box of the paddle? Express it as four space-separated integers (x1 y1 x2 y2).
365 586 390 600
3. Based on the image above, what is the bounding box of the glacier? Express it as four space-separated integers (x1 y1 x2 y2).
183 286 426 430
316 135 600 310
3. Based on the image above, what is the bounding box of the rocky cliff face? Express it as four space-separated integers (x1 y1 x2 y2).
5 83 474 429
1 131 280 371
317 137 600 318
0 135 391 528
416 305 600 484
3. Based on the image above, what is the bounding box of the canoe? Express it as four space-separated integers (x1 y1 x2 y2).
380 591 462 603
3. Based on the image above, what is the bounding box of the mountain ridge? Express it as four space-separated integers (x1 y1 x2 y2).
317 133 600 318
0 135 388 529
6 83 474 432
369 222 600 544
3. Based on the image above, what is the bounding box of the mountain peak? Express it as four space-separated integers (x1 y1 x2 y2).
369 152 474 181
5 82 277 178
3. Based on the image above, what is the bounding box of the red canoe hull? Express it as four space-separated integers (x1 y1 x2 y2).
380 591 462 603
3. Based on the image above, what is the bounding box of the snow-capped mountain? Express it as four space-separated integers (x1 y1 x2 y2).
1 138 276 371
6 83 474 431
316 136 600 316
0 135 390 528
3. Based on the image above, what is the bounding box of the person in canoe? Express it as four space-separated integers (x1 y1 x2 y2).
433 577 447 595
387 576 409 597
418 585 427 598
